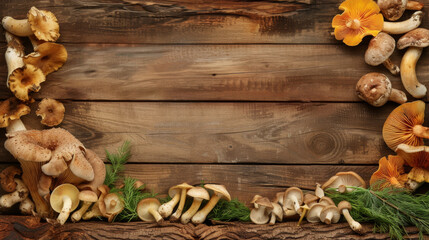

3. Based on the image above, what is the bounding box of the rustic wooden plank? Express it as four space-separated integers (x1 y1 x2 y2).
0 102 393 164
0 43 414 101
0 216 424 240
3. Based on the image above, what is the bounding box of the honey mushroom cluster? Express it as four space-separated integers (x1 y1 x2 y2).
139 183 231 225
250 171 366 235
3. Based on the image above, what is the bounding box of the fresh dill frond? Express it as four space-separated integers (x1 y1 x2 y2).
104 141 131 188
207 199 251 222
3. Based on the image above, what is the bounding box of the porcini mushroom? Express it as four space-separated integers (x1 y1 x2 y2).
378 0 423 21
103 193 125 222
36 99 65 127
24 42 67 76
356 73 406 107
50 183 80 225
70 190 98 222
320 205 341 224
396 144 429 191
191 184 231 224
250 197 273 225
306 203 326 223
5 32 25 88
2 7 60 41
382 11 423 35
0 166 22 192
0 97 30 133
338 201 364 234
364 33 400 75
8 64 45 102
169 183 193 221
397 28 429 99
370 155 408 189
283 187 304 214
181 187 210 224
383 101 428 151
322 171 366 193
137 198 163 224
268 202 283 225
158 184 183 218
0 179 29 208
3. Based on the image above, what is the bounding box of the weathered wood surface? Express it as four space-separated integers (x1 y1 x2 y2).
0 216 424 240
0 102 394 164
0 44 417 101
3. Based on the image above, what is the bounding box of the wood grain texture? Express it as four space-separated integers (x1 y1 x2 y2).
0 44 416 101
0 102 394 164
0 216 424 240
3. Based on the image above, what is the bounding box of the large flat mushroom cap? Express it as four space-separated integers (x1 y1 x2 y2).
365 32 396 66
24 42 67 75
8 64 45 102
396 144 429 183
204 184 231 201
383 101 425 151
0 98 30 128
50 183 80 213
397 28 429 50
322 171 366 191
5 130 52 162
27 7 60 42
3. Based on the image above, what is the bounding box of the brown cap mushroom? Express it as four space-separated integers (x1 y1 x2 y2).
250 197 273 225
304 193 319 208
272 192 284 205
77 149 106 195
356 73 406 107
396 144 429 190
338 201 364 234
158 184 183 218
251 194 264 208
23 42 67 76
364 33 399 75
50 183 80 225
181 187 210 224
0 178 29 208
36 98 65 127
169 183 194 221
397 28 429 98
37 174 52 197
320 205 341 224
319 196 336 206
82 185 109 220
137 198 163 224
283 187 304 214
192 184 231 224
104 193 125 222
0 166 22 192
2 7 60 41
0 97 30 133
378 0 423 21
382 101 428 151
70 190 98 222
8 64 45 102
322 171 366 193
382 11 423 35
306 203 326 223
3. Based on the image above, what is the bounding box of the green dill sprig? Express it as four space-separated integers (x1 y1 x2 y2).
104 141 131 188
207 199 250 222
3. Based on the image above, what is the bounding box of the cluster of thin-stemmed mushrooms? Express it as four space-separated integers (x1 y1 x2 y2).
250 171 366 234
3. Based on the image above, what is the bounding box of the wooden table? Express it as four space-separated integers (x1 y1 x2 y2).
0 0 428 239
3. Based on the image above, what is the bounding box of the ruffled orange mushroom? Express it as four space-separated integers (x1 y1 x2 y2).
370 155 408 189
332 0 384 46
396 144 429 191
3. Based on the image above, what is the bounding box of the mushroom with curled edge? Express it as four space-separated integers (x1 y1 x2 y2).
320 205 341 224
319 196 336 206
338 201 364 234
283 187 304 215
77 149 106 195
356 73 406 107
103 193 124 222
158 184 187 219
282 198 299 219
370 155 408 190
396 144 429 191
70 190 98 222
322 171 366 193
5 32 25 88
250 197 273 225
0 179 29 208
169 183 193 221
398 28 429 99
24 42 67 76
50 184 80 225
0 97 30 133
304 193 319 208
36 99 65 127
365 33 400 75
306 203 326 223
383 11 423 35
137 198 164 224
8 63 45 102
0 166 21 193
2 7 60 42
268 202 283 225
181 187 210 224
192 184 231 224
378 0 423 21
273 192 284 206
383 101 429 151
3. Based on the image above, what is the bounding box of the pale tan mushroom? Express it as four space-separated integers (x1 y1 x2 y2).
36 99 65 127
322 172 366 193
383 11 423 35
50 183 80 225
158 184 186 218
320 205 341 224
191 184 231 224
70 190 98 222
77 149 106 195
137 198 163 224
250 197 273 225
283 187 304 214
0 179 29 208
169 183 193 221
181 187 210 224
338 201 364 234
104 193 125 222
268 202 283 225
5 32 25 88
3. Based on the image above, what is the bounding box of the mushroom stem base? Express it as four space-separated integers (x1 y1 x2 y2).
57 196 72 225
382 59 400 75
400 46 426 98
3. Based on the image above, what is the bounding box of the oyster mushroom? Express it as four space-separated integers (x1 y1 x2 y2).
36 99 65 127
319 196 335 206
383 11 423 35
320 205 341 224
306 203 326 223
250 197 273 225
24 42 67 76
283 187 303 214
378 0 423 21
322 171 366 193
70 190 98 222
50 184 80 225
370 155 408 189
181 187 210 224
137 198 163 224
338 201 364 234
304 193 319 208
364 33 399 75
191 184 231 224
268 202 283 225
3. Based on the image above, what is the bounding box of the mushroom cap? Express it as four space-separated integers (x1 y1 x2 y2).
50 183 80 213
187 187 210 200
77 149 106 194
137 198 161 222
0 97 30 128
255 197 273 209
365 32 395 66
4 130 52 163
251 194 264 208
8 64 45 102
377 0 407 21
397 28 429 50
370 155 408 189
250 197 272 224
36 98 65 127
204 184 231 201
322 171 366 191
319 196 335 206
104 193 124 215
396 144 429 183
304 193 319 206
24 42 67 75
337 201 352 211
79 190 98 202
306 203 325 223
0 166 22 192
270 202 283 221
273 192 284 204
284 187 303 205
169 183 192 197
27 7 60 42
320 205 341 224
383 101 425 151
356 73 392 107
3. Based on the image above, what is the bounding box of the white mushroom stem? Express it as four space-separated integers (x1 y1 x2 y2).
383 11 423 35
400 47 426 98
192 194 222 224
6 119 27 133
290 195 302 214
2 17 33 37
341 208 363 234
19 197 35 215
71 201 93 222
149 207 164 223
158 193 180 218
0 179 29 207
5 32 25 88
405 179 424 191
170 189 188 221
382 59 400 76
269 212 276 225
82 203 102 220
324 212 334 224
181 198 204 224
57 196 73 225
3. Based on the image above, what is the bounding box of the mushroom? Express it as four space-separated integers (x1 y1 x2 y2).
297 204 310 226
268 202 283 225
272 192 284 206
181 187 210 224
304 193 319 208
23 42 67 76
0 179 29 208
36 99 65 127
370 155 408 189
77 149 106 195
322 171 366 193
338 201 364 234
320 205 341 224
37 174 52 197
315 183 324 199
82 185 109 220
19 197 35 215
0 166 22 192
158 184 185 218
319 196 336 206
2 7 60 41
137 198 163 224
103 193 124 222
250 197 273 225
383 101 428 151
191 184 231 224
364 33 400 75
382 11 423 35
397 28 429 99
134 180 144 190
306 203 326 223
396 144 429 191
82 201 102 220
251 194 263 208
0 97 30 133
169 183 193 221
356 73 406 107
8 63 45 102
50 183 80 225
282 198 299 218
5 32 25 88
70 190 98 222
283 187 303 214
378 0 423 21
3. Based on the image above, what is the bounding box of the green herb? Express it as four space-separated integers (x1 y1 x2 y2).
104 141 131 188
326 186 429 240
207 199 251 222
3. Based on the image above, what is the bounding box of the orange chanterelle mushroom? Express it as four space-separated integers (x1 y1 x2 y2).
332 0 384 46
396 144 429 188
370 155 408 189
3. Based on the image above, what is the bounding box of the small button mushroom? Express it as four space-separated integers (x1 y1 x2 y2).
365 33 399 75
383 11 423 35
71 190 98 222
50 184 80 225
191 184 231 224
19 197 35 215
283 187 304 214
0 166 22 193
137 198 164 224
306 203 326 223
319 196 335 206
181 187 210 224
104 193 125 222
338 201 364 234
378 0 423 21
158 184 187 219
250 197 273 225
320 205 341 224
398 28 429 99
356 73 406 107
0 178 29 208
322 171 366 193
169 183 194 221
36 99 65 127
24 42 67 76
268 202 283 225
